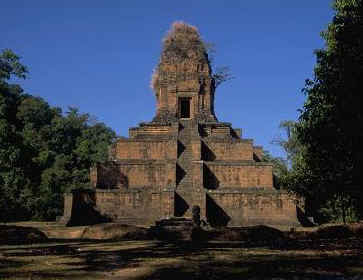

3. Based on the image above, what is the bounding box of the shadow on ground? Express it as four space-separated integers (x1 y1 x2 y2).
1 237 363 279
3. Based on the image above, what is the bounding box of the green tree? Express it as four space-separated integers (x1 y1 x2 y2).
0 49 30 221
34 107 116 220
0 49 116 221
297 0 363 223
261 150 288 189
0 49 27 81
272 121 302 167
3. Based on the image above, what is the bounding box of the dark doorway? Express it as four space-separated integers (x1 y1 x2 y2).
180 97 191 118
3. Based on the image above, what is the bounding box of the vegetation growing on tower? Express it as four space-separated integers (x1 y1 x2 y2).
151 21 232 94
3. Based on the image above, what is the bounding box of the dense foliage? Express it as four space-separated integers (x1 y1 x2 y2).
271 0 363 223
297 0 363 222
0 49 116 222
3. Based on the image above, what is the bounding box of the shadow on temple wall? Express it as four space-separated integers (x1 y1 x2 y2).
253 153 261 162
206 194 230 227
272 175 281 190
97 163 129 189
176 164 186 186
203 164 219 189
67 189 111 227
201 141 216 161
230 129 240 139
174 193 189 217
178 122 185 131
198 124 208 137
177 141 186 158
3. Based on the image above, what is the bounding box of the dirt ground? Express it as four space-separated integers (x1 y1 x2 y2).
1 240 363 279
0 222 363 280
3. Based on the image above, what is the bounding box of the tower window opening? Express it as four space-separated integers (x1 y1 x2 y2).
180 98 191 118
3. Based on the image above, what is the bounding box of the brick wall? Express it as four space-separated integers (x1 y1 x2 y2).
203 141 254 161
207 191 299 226
191 140 201 160
94 189 174 225
95 162 174 189
95 190 120 220
118 163 167 188
205 163 273 188
115 140 177 160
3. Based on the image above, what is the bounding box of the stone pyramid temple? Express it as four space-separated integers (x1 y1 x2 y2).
62 22 300 227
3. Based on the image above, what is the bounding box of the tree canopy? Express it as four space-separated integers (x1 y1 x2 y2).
277 0 363 223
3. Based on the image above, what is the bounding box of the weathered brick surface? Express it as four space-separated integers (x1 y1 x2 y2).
128 125 177 138
91 162 174 189
94 190 161 225
191 140 201 160
118 164 166 187
207 191 299 227
203 141 254 161
114 140 177 160
205 163 273 188
95 190 120 220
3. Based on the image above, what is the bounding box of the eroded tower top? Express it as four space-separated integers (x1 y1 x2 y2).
151 22 217 123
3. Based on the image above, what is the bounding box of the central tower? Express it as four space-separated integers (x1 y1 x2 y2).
151 22 217 123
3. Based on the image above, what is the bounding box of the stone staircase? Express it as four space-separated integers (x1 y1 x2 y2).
175 120 196 218
177 120 193 190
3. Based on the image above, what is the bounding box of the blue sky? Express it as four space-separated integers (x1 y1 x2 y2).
1 0 334 157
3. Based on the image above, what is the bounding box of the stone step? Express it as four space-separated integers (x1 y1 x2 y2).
177 179 192 186
179 156 192 160
177 183 193 189
178 159 192 164
179 159 192 163
180 149 192 154
178 179 192 184
178 155 192 159
179 149 191 153
177 168 192 173
155 218 193 227
154 218 193 226
177 186 193 191
178 176 192 182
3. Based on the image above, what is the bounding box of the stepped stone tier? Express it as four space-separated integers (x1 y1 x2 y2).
61 22 301 227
